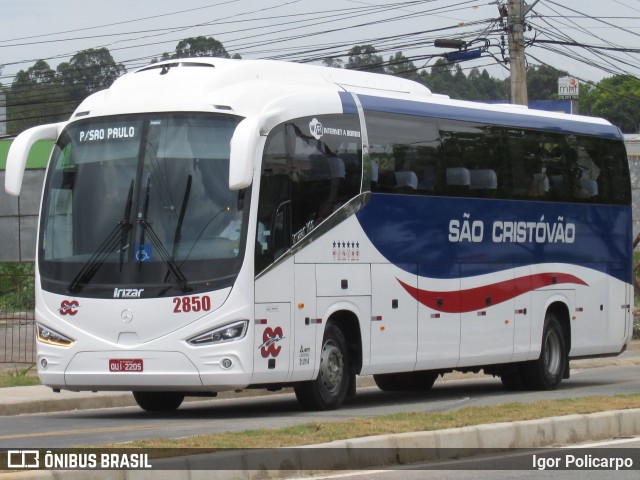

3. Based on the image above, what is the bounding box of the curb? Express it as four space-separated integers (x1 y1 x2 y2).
6 408 640 479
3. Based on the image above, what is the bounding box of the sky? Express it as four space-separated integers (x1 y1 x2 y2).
1 0 639 91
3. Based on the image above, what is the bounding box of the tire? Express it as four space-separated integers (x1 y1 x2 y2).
373 373 402 391
294 324 350 410
133 391 185 412
374 371 438 392
522 313 567 390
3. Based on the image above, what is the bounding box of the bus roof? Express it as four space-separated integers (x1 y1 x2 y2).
70 58 619 139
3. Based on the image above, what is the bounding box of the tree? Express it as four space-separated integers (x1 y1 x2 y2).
169 36 241 59
581 75 640 133
468 67 509 101
345 45 385 73
321 57 344 69
526 64 568 101
8 48 125 134
427 58 455 95
56 48 125 99
8 60 66 133
386 52 420 81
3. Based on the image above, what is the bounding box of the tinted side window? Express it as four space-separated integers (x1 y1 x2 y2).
365 111 442 195
256 115 362 274
365 109 630 205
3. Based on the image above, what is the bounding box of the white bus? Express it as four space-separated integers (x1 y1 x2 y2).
5 59 633 411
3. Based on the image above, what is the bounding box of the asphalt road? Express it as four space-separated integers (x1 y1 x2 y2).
1 363 639 449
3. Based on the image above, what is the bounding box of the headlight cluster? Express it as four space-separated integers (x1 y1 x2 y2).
187 320 248 346
37 324 75 347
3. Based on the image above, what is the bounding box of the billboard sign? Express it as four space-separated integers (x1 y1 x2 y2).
558 77 579 99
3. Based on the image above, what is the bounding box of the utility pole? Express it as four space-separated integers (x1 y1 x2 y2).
507 0 528 105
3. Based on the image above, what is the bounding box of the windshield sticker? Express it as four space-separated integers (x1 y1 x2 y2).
78 126 137 143
135 243 153 262
309 118 361 141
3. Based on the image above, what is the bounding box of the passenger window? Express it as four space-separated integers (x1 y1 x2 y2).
365 111 441 195
256 115 362 274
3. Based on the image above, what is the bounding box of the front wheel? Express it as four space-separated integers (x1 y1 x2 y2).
523 314 567 390
294 324 350 410
132 391 185 412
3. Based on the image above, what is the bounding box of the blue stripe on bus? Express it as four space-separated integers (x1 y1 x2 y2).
339 92 359 115
355 94 622 139
355 194 632 284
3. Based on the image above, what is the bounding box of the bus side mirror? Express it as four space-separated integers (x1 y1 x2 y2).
5 123 62 196
229 117 261 190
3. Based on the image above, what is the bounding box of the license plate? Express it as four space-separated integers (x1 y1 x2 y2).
109 359 143 372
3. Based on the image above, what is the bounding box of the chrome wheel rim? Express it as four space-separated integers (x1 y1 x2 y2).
319 339 344 393
543 328 562 376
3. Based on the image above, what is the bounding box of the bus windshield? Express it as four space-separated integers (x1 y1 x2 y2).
39 113 247 298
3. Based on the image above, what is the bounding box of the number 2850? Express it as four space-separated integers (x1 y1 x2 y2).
173 295 212 313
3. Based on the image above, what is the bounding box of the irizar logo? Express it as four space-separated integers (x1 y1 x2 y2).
309 118 323 139
113 288 145 298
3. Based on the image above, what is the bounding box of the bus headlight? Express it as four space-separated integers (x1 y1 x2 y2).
36 323 75 347
187 320 249 346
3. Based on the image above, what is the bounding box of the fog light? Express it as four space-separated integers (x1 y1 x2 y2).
40 358 48 369
221 358 233 369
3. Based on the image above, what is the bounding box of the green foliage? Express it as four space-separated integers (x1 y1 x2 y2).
345 45 385 73
0 365 40 388
0 263 35 313
7 36 640 137
323 45 509 101
164 36 241 60
7 50 126 135
526 64 568 100
57 48 125 100
581 75 640 133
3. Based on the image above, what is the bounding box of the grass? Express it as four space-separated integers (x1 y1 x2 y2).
110 394 640 451
0 364 40 388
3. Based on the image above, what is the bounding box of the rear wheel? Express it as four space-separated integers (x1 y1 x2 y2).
132 391 185 412
294 324 350 410
523 314 567 390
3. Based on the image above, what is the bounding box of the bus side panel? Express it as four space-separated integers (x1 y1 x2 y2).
416 263 461 370
458 264 515 367
370 263 417 373
253 258 294 384
511 265 532 362
607 263 632 352
572 264 607 356
253 302 291 384
291 263 318 382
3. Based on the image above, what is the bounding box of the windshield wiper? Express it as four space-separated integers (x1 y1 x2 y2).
119 180 135 270
138 178 191 292
68 181 134 294
171 174 192 260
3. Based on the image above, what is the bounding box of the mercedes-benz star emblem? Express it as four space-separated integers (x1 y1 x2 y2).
121 309 134 324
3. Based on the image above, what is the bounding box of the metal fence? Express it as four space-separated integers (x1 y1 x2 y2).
0 270 35 364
